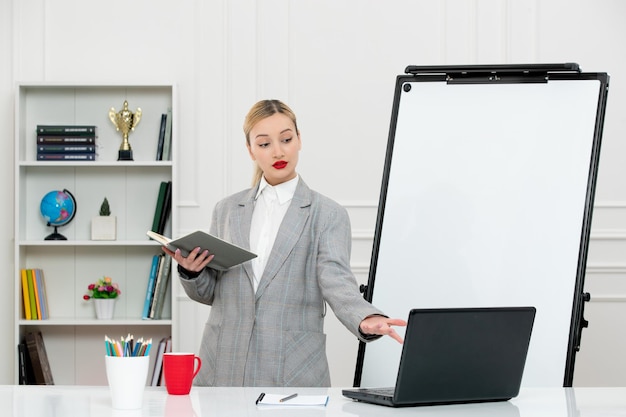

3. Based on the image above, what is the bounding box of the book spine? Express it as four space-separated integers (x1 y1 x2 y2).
36 125 97 135
37 153 96 161
26 269 38 319
158 337 172 386
18 343 31 384
157 181 172 234
142 255 161 320
31 269 43 320
37 135 96 144
162 108 173 161
150 337 167 386
22 341 36 384
152 256 172 320
35 268 49 320
156 113 167 160
37 144 96 153
149 255 168 319
34 331 54 384
25 332 45 384
151 181 168 233
21 269 32 320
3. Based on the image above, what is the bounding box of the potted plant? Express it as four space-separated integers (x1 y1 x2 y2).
83 276 121 319
91 197 117 240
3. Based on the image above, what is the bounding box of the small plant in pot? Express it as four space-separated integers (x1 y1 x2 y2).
83 276 121 300
91 197 117 240
84 276 121 320
100 197 111 216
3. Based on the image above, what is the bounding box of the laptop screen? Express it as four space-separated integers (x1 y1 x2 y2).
395 307 536 405
344 306 536 407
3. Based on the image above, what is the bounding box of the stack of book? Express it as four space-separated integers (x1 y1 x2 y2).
36 125 97 161
20 268 49 320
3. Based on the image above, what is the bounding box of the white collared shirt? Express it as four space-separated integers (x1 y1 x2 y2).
249 175 299 291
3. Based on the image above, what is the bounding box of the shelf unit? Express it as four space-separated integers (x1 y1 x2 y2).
13 83 177 385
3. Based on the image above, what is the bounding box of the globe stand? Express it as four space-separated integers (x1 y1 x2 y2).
40 188 76 241
45 224 67 240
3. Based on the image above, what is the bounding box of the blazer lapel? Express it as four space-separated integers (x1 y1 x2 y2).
255 179 311 299
232 187 257 287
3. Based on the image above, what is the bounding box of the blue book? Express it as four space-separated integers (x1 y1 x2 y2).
142 255 161 319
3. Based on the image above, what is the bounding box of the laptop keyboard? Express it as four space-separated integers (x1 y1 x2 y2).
366 387 395 397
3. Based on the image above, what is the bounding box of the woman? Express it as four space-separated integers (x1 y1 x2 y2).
163 99 406 387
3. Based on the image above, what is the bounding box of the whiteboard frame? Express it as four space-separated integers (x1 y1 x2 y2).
354 64 609 388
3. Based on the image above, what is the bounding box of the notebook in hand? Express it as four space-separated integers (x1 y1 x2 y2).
147 230 257 271
342 306 536 407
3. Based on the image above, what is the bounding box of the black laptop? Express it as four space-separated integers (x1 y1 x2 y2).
342 306 536 407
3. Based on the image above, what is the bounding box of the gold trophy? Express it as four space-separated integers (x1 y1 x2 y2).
109 100 142 160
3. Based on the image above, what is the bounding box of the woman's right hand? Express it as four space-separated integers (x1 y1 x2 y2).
162 246 214 273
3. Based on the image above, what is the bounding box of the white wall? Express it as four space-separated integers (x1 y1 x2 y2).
1 0 625 387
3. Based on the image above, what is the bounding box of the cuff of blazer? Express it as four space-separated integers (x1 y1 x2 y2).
358 329 383 342
177 264 202 279
358 314 387 342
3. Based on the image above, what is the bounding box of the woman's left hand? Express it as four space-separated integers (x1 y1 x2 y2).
162 246 214 272
360 316 407 344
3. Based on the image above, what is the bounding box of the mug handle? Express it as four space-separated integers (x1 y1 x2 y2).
192 356 202 379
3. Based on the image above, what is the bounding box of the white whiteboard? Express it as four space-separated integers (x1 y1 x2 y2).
359 74 607 388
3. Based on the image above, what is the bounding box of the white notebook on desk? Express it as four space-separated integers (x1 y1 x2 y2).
256 393 329 407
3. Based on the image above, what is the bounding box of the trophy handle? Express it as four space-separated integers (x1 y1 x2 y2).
108 108 119 131
132 108 142 130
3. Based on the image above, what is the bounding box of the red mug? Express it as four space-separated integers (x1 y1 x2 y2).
163 352 202 395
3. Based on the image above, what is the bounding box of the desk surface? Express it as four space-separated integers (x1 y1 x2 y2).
1 385 625 416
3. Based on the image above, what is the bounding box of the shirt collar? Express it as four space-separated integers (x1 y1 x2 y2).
255 175 299 205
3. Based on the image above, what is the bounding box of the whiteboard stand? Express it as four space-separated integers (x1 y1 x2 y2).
354 63 609 388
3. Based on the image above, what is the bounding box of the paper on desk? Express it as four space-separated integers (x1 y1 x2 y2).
257 393 329 406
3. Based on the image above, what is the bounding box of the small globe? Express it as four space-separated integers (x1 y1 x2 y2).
40 189 77 240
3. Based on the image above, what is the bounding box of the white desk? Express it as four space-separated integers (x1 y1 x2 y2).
1 386 625 416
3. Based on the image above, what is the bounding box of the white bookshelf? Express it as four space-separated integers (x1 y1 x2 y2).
13 83 177 385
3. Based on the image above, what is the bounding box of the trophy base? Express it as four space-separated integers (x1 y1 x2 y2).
118 149 133 161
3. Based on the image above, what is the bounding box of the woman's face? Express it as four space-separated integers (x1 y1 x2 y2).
247 112 301 186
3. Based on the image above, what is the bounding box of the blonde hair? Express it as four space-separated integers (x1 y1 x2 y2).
244 99 299 186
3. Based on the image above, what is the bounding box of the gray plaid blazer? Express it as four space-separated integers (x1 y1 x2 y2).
179 178 383 387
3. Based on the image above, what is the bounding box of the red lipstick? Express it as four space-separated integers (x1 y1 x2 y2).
273 160 287 169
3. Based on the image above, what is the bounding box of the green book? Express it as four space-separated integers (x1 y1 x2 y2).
151 181 168 233
157 181 172 234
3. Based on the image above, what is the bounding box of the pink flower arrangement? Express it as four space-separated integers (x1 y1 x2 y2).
83 276 121 300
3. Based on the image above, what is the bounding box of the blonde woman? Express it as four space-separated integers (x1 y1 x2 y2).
163 99 406 387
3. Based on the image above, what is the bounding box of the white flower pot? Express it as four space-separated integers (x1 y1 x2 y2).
91 216 117 240
94 298 116 319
